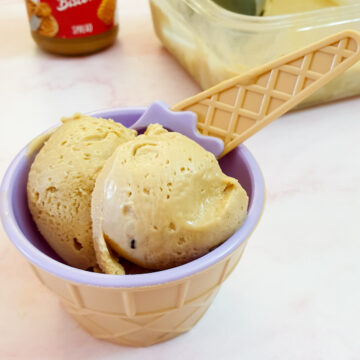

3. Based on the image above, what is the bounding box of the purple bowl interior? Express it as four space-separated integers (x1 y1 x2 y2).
1 107 264 287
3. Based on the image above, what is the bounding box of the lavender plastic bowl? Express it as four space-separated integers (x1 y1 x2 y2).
0 107 264 287
0 107 265 346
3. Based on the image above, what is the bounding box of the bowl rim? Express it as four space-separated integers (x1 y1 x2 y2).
0 106 265 288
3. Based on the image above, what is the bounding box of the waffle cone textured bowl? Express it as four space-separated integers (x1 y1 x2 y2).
0 107 265 347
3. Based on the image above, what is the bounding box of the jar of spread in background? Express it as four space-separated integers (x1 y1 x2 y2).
25 0 118 55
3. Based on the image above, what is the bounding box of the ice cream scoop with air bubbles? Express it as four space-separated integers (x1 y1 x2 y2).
92 123 248 274
27 114 137 270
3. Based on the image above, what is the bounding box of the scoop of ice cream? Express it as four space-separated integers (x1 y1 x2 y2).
91 124 248 272
27 114 137 270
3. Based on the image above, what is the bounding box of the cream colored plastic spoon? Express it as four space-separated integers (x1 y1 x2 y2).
170 30 360 157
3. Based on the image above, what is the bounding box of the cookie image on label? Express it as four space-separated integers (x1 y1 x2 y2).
25 0 37 17
38 14 59 37
26 1 59 38
97 0 116 25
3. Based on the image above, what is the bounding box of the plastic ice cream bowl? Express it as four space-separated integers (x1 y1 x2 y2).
0 107 265 347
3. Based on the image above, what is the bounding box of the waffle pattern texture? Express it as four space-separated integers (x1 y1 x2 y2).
30 241 247 347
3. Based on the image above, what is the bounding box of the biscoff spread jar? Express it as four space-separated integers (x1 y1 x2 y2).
25 0 118 55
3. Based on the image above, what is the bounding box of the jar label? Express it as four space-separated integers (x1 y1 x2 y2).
25 0 117 39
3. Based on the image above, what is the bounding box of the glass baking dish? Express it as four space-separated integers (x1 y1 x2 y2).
149 0 360 108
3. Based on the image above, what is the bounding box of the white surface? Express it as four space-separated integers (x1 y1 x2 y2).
0 0 360 359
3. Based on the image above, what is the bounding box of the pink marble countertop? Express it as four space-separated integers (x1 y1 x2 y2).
1 0 360 358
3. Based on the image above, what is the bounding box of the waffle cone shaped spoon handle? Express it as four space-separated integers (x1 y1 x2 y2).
172 30 360 157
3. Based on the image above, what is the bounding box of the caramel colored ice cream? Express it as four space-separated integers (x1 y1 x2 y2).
27 114 137 270
91 124 248 273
